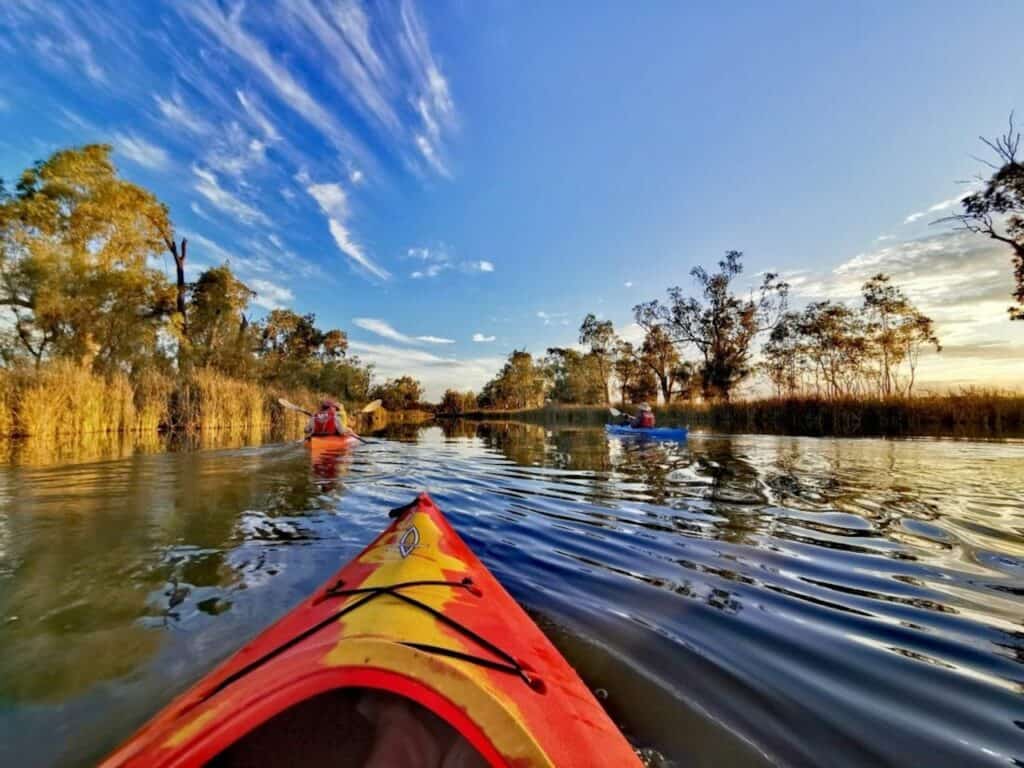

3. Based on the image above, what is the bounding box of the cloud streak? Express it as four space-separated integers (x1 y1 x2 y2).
154 93 212 135
353 317 453 345
348 340 503 400
185 0 360 157
114 132 169 170
249 278 294 309
192 165 270 226
304 179 390 280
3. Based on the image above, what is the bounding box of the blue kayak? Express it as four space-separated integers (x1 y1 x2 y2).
605 424 688 440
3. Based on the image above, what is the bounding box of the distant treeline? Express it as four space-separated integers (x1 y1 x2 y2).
442 117 1024 418
445 390 1024 437
0 145 428 438
440 252 943 414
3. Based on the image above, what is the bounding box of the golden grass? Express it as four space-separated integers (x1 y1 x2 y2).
5 361 136 439
654 389 1024 436
0 363 320 440
174 367 267 432
133 368 174 432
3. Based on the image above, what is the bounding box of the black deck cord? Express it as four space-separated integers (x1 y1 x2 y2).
323 581 543 691
201 578 544 703
204 579 473 699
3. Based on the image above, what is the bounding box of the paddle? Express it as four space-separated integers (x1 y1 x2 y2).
360 399 383 414
277 398 370 444
608 407 623 418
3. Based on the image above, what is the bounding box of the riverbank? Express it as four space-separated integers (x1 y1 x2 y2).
449 391 1024 436
0 362 415 441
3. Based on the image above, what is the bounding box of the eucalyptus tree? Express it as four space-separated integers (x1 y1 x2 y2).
0 145 175 371
943 114 1024 320
578 313 617 404
639 251 788 401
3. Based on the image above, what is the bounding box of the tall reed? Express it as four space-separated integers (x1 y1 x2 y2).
174 368 266 432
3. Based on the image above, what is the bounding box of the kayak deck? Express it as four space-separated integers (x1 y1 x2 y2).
102 492 641 767
605 423 689 440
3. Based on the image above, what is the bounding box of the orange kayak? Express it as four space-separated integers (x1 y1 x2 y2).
101 492 641 767
306 433 360 454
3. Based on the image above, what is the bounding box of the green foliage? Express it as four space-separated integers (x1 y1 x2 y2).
545 347 605 404
370 375 425 411
256 308 357 393
0 144 175 372
439 389 478 414
578 313 617 403
479 350 547 409
636 251 788 401
0 145 380 433
186 265 257 377
947 115 1024 319
761 275 940 398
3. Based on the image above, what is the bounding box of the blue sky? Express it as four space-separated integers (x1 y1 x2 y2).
2 1 1023 396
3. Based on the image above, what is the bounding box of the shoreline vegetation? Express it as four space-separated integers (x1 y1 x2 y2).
0 145 430 443
4 140 1023 448
442 391 1024 437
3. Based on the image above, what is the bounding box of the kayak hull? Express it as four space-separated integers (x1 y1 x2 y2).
605 424 688 440
102 492 640 768
305 433 359 452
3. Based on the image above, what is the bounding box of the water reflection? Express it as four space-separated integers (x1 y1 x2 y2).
0 426 1022 767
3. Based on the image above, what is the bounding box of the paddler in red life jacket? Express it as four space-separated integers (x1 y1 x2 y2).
632 403 655 429
305 398 348 438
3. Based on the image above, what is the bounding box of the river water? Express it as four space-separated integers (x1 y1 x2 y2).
0 423 1022 767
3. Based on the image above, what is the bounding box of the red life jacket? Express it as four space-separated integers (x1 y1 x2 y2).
312 407 340 436
637 410 655 428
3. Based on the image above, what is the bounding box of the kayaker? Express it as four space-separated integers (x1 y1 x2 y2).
631 403 655 428
305 398 348 437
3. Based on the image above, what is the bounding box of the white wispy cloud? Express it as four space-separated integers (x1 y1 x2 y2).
304 179 390 280
417 335 456 344
349 340 503 400
903 190 975 225
19 4 107 85
414 134 450 177
113 132 169 170
185 1 359 156
192 165 269 226
350 168 365 184
406 247 492 278
397 0 456 176
235 89 280 142
183 230 236 265
788 229 1024 385
205 121 267 177
249 278 294 309
154 93 212 135
190 202 213 222
279 0 399 132
353 317 452 345
537 310 570 326
472 333 496 343
624 281 634 288
411 264 448 279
